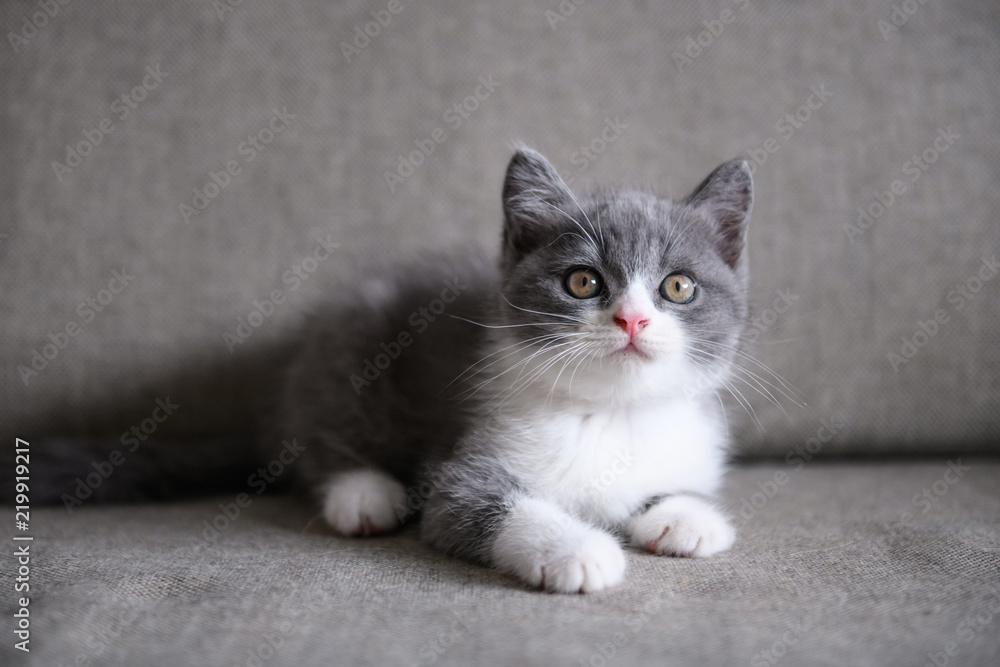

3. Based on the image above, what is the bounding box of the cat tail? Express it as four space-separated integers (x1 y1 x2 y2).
3 436 267 509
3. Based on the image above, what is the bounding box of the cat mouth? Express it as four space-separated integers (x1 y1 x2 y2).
615 340 652 359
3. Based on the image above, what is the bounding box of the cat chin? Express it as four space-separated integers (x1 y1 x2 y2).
607 366 703 405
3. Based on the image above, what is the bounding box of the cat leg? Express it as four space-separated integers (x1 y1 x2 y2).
627 495 735 558
421 456 625 593
492 496 626 593
322 469 407 536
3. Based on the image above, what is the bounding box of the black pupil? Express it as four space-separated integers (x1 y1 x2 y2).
674 280 683 292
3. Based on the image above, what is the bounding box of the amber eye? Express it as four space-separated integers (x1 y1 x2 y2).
564 267 603 299
660 273 696 304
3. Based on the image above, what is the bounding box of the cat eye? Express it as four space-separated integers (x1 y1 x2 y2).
564 267 603 299
660 273 697 304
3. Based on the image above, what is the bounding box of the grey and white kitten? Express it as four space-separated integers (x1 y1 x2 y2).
280 148 752 593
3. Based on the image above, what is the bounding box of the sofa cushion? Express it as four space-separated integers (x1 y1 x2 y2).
7 461 998 666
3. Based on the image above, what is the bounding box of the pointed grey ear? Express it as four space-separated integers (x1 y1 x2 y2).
683 159 753 268
502 148 575 261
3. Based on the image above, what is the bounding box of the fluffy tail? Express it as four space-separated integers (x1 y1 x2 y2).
4 437 266 509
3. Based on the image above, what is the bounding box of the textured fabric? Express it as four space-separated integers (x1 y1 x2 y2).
3 462 999 666
0 1 998 457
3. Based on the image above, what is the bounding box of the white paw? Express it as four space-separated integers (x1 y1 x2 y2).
492 497 626 594
534 528 626 594
322 469 406 536
628 495 734 558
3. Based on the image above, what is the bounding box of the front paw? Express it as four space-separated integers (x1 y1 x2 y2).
532 529 626 594
492 498 626 593
628 495 734 558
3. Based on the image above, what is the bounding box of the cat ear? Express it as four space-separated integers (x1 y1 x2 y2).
683 159 753 268
502 148 575 260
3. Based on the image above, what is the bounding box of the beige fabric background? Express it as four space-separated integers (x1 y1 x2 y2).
1 3 998 456
1 4 999 666
3 462 998 666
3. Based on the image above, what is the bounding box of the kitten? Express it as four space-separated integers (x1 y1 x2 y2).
279 148 752 593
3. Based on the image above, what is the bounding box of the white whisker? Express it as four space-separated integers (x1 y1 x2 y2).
500 293 588 324
446 314 579 330
443 331 587 392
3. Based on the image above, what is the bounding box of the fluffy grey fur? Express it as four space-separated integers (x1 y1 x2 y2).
278 248 497 490
278 148 753 587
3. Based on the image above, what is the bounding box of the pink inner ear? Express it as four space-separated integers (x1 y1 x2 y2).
683 160 752 268
719 224 746 267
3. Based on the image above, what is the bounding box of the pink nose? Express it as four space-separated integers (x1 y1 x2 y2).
613 313 650 338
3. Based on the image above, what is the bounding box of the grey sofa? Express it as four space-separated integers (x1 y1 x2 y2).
2 1 998 665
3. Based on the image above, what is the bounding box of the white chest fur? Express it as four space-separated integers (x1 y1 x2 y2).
492 398 727 528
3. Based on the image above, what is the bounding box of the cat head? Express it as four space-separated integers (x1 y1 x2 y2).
491 148 751 407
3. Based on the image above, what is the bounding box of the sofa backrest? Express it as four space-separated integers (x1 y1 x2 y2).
2 1 997 458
